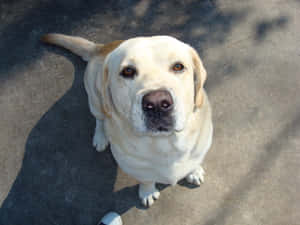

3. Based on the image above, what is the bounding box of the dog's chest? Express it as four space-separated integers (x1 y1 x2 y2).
109 135 198 184
105 115 212 185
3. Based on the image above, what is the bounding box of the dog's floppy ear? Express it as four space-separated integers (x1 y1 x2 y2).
190 47 207 108
95 40 124 118
87 40 124 119
96 59 111 118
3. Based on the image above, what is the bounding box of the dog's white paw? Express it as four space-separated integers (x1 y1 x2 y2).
139 183 160 207
93 131 108 152
186 166 205 186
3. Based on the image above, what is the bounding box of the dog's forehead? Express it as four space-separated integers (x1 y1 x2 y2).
115 36 190 60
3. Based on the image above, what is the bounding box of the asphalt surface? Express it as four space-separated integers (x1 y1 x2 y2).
0 0 300 225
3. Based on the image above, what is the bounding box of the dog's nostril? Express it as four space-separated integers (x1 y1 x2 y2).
143 102 155 111
158 126 168 132
161 100 171 110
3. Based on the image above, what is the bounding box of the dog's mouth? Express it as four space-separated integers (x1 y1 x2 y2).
144 120 184 136
145 115 174 134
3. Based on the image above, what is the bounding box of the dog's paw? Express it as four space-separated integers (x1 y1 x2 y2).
139 183 160 207
186 166 205 186
93 131 109 152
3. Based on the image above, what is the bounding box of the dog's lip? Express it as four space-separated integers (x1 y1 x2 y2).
134 127 182 137
154 126 183 134
174 128 184 133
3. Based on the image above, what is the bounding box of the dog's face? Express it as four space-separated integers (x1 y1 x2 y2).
100 36 206 136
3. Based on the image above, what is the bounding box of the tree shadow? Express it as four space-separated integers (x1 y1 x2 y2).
0 0 138 83
0 0 249 85
254 15 289 42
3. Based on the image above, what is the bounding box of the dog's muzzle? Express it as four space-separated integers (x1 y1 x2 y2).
142 89 174 132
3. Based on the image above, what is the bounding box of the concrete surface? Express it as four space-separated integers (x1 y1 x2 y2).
0 0 300 224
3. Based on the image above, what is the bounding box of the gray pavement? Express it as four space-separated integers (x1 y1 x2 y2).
0 0 299 225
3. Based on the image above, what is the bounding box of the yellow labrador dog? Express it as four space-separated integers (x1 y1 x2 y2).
42 34 213 207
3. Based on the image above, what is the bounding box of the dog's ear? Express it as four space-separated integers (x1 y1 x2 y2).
83 59 104 120
97 59 112 118
190 47 207 108
87 40 124 119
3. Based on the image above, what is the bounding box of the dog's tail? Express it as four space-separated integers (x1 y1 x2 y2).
41 33 102 61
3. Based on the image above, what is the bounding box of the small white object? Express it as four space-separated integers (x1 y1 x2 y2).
98 212 122 225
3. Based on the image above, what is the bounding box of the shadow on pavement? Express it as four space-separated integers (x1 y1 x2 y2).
0 51 139 225
254 15 289 42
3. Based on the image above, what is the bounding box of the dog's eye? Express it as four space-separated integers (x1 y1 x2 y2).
172 63 184 72
120 66 137 79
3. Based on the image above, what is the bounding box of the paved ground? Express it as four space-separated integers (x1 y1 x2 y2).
0 0 300 225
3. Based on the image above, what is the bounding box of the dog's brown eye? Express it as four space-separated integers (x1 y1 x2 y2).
172 63 184 72
120 66 137 79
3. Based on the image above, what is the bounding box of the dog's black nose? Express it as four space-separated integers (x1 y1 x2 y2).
142 90 174 132
142 90 173 113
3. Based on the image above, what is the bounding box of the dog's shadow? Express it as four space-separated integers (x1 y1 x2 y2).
0 48 141 225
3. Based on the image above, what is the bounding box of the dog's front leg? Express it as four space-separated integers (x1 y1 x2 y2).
139 182 160 207
93 119 109 152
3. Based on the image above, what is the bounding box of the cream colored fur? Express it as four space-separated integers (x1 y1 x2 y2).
42 34 213 207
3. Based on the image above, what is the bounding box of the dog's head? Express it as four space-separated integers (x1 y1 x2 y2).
98 36 207 136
